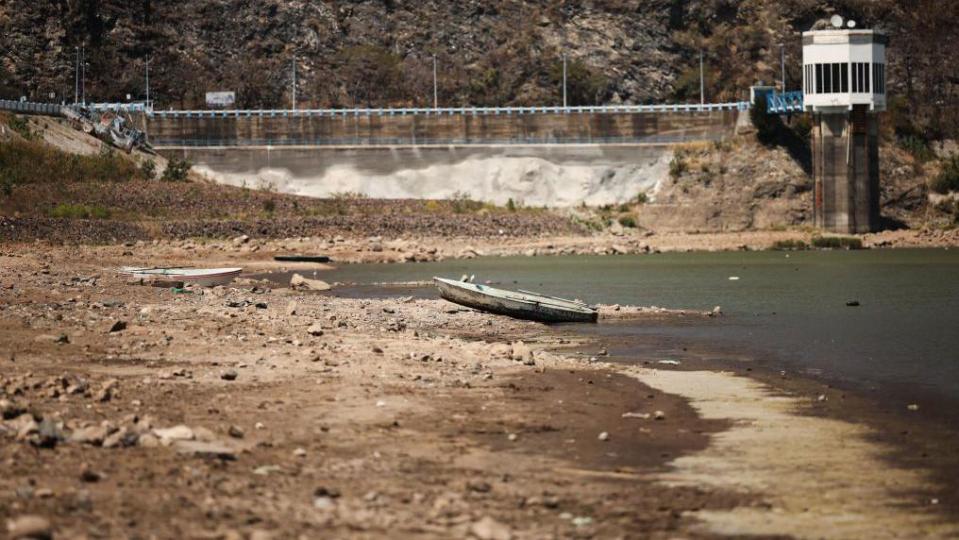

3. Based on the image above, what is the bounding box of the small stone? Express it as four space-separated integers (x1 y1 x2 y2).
105 320 127 333
153 425 195 444
470 516 512 540
79 465 102 483
293 447 307 457
372 346 383 354
227 425 245 438
598 431 610 441
94 379 119 402
653 410 666 420
307 324 324 337
137 433 159 447
467 480 492 493
6 515 52 539
846 300 861 307
817 394 827 402
173 440 237 460
285 301 298 315
907 403 919 411
220 369 238 381
507 433 518 442
69 425 110 446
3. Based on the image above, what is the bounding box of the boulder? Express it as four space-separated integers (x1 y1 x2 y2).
290 273 331 291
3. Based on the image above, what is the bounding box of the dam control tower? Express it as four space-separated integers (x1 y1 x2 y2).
802 16 887 233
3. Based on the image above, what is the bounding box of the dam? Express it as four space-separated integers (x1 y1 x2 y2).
144 104 746 206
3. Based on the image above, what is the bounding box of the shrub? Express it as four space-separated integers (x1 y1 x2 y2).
139 159 157 180
899 135 935 163
7 115 35 140
811 235 863 250
49 203 111 219
0 138 138 188
262 199 276 214
506 198 517 212
770 239 808 250
450 191 482 214
635 192 648 204
931 156 959 194
618 215 637 228
162 159 191 182
669 156 687 179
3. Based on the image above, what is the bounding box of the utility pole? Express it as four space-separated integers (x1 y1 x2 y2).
291 56 296 110
145 58 151 108
562 55 568 108
780 44 786 91
432 55 438 109
74 47 79 105
699 50 705 105
81 46 86 105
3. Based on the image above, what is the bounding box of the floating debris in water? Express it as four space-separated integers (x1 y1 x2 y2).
729 276 740 281
658 360 681 366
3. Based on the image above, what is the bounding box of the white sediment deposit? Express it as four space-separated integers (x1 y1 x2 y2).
193 149 671 207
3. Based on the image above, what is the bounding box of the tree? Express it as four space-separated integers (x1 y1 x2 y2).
335 45 405 107
548 58 608 106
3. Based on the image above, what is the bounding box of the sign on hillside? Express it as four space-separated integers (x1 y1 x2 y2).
205 91 236 109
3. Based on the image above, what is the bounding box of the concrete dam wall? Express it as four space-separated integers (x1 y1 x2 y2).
150 110 742 206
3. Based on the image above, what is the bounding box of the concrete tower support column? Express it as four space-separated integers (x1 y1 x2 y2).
812 105 880 233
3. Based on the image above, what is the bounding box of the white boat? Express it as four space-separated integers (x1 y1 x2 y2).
120 267 243 287
434 277 598 323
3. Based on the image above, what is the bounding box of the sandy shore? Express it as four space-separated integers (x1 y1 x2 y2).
2 242 959 538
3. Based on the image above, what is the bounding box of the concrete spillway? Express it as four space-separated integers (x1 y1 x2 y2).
149 110 741 206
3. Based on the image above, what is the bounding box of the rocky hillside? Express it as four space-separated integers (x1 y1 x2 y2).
1 1 956 136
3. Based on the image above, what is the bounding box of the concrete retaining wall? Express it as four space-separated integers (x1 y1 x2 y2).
147 110 740 147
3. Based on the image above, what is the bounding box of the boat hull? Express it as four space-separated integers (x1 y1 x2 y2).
434 278 597 323
122 267 242 287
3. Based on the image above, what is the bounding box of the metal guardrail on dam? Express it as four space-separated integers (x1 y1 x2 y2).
150 102 751 118
0 99 64 116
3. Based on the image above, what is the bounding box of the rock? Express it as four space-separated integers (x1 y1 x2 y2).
173 440 237 460
907 403 920 411
293 447 307 457
710 306 723 317
102 427 136 448
193 426 217 442
653 410 666 420
137 433 159 448
470 516 511 540
220 369 238 381
306 324 324 337
611 244 629 254
33 419 64 448
290 273 331 291
285 301 298 315
33 334 68 344
597 431 610 441
153 425 195 444
232 234 250 246
0 398 27 420
69 425 110 446
6 515 52 539
94 379 119 402
846 300 861 307
466 480 492 493
79 465 102 483
227 425 245 439
509 341 532 362
104 320 127 333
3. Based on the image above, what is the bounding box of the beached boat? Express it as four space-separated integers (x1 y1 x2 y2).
120 267 243 287
433 277 598 323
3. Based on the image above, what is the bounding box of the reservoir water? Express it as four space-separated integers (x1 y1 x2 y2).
313 249 959 413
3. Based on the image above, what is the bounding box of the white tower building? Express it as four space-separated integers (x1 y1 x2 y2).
802 18 888 233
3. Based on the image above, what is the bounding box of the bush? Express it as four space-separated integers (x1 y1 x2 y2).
899 135 935 163
931 156 959 194
669 156 687 179
635 192 648 204
770 239 808 250
811 235 863 250
618 215 637 228
49 203 111 219
450 191 482 214
506 198 517 212
262 199 276 214
161 159 191 182
139 159 157 180
7 115 35 140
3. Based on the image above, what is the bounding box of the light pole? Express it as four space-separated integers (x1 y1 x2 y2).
780 43 786 91
699 50 705 105
81 46 86 105
432 55 438 109
291 56 296 110
74 47 79 105
145 58 151 108
562 55 568 108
